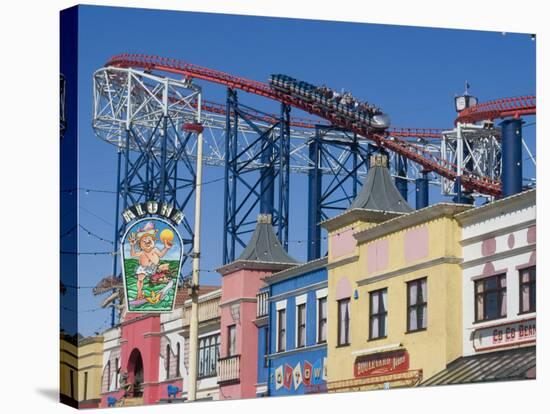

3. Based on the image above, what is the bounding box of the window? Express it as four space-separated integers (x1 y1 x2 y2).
166 344 171 379
519 266 536 314
369 289 388 340
227 325 237 356
198 334 220 379
176 343 181 377
115 358 119 389
318 297 327 343
407 278 427 332
337 298 350 346
264 327 269 367
475 274 507 322
106 360 111 390
297 303 306 348
277 308 287 352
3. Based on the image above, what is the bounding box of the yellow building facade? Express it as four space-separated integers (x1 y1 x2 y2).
60 334 104 408
323 203 471 392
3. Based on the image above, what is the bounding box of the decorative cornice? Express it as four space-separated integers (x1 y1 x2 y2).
455 189 535 226
268 281 328 303
460 219 536 246
267 342 326 359
354 203 472 244
216 260 296 276
461 244 536 269
357 256 462 286
321 209 403 233
265 257 328 285
254 316 268 327
327 254 359 269
219 297 257 308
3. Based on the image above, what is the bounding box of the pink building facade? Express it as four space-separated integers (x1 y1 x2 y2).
217 214 297 399
99 286 220 407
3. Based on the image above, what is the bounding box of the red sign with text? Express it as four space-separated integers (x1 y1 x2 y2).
473 317 536 352
354 350 409 378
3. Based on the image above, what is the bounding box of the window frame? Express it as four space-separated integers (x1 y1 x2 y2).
106 360 111 390
276 308 287 352
198 334 221 379
519 266 536 314
115 357 119 389
165 344 171 379
474 274 507 323
296 302 307 348
406 278 428 333
264 326 269 367
369 289 388 340
337 297 351 346
176 343 181 377
317 296 328 344
227 324 237 357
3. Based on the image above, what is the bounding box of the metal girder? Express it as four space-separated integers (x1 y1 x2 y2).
222 89 291 264
441 123 502 200
307 125 375 261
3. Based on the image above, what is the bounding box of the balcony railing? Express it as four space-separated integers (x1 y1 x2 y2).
256 291 269 318
182 296 221 326
217 355 240 385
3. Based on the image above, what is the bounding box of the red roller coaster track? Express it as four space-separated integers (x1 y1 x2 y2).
456 96 536 124
105 54 533 197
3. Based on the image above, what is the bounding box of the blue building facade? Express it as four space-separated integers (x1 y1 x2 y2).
261 258 328 396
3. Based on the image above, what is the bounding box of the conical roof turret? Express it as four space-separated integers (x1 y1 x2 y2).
348 152 413 213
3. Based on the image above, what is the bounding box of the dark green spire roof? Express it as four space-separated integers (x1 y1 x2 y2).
349 153 413 213
237 214 298 264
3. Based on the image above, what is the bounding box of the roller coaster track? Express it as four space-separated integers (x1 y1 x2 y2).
456 96 536 125
198 99 443 139
106 53 532 197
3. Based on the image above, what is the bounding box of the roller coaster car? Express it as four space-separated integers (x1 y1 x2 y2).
268 74 391 130
269 74 297 93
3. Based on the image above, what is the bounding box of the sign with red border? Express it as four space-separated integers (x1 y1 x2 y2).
472 317 536 352
354 350 409 378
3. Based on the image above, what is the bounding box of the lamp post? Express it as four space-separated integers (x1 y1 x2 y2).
187 90 204 402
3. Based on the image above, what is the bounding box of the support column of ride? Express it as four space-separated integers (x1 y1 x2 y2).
278 104 291 250
307 132 322 261
415 171 429 209
223 89 238 264
395 154 408 202
501 118 523 197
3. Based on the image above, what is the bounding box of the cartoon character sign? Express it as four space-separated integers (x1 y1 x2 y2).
121 218 183 313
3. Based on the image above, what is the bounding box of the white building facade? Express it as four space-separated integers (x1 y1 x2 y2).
458 189 536 357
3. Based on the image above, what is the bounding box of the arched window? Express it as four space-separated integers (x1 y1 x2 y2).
176 343 181 377
106 360 111 391
166 344 171 379
115 358 119 389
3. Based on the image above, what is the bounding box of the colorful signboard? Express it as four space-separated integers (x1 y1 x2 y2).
121 216 183 313
354 350 409 378
272 359 326 392
472 317 536 352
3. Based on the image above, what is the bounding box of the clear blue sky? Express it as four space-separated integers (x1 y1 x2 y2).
69 5 535 336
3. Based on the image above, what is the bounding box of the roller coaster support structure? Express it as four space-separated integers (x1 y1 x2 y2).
415 171 429 210
93 67 203 325
395 154 408 202
501 118 523 198
307 125 374 261
223 89 291 264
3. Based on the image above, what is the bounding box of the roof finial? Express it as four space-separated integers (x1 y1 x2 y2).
369 153 389 168
257 214 272 224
